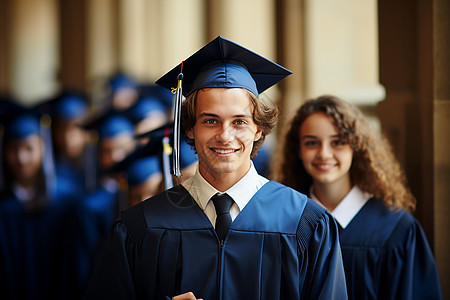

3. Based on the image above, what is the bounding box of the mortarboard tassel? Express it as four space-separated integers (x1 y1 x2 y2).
162 128 174 190
40 115 56 201
172 61 184 177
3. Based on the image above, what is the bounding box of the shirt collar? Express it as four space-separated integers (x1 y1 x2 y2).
310 185 371 229
182 161 267 212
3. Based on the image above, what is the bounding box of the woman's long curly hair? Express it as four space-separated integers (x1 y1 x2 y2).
272 95 415 212
181 88 278 160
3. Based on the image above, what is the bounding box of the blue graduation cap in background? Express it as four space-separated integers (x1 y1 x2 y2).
155 36 292 177
123 96 167 124
108 72 137 93
111 155 161 187
52 91 89 120
83 109 134 139
36 90 89 121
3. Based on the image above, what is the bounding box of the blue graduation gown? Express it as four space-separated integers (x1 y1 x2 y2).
76 185 120 292
339 198 442 300
84 181 347 300
0 178 80 299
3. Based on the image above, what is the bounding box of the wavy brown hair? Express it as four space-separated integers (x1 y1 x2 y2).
272 95 415 212
181 88 278 159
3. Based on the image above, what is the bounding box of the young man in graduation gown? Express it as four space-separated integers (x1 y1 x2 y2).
84 36 347 300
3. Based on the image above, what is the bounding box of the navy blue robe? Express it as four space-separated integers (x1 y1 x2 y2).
76 185 120 292
84 181 347 299
339 198 442 300
0 178 80 299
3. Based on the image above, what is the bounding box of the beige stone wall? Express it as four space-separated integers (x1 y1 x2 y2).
434 0 450 296
9 0 59 103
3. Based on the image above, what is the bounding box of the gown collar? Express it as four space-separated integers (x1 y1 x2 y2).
182 161 268 213
310 185 371 229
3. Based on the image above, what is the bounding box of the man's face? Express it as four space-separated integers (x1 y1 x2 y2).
186 88 262 185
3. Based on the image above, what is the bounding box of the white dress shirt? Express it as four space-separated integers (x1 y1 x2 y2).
182 162 268 228
310 185 371 229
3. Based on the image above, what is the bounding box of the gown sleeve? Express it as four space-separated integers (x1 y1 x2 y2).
298 200 348 300
83 217 137 300
380 213 442 300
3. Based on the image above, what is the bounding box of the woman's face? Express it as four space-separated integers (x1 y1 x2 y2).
4 135 43 184
299 112 353 188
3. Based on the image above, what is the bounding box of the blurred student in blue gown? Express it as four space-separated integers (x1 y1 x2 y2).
105 72 140 111
112 156 163 207
112 124 198 207
0 101 80 299
273 95 442 299
38 90 95 193
84 37 347 300
76 113 137 291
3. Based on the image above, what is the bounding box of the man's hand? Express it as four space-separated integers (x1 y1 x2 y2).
171 292 203 300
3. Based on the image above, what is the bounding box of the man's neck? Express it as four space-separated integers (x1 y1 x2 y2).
199 164 251 192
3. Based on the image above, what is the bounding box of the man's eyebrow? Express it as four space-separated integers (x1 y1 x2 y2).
197 113 252 118
197 113 219 118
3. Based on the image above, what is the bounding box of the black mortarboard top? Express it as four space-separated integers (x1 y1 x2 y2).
155 36 292 97
138 83 174 110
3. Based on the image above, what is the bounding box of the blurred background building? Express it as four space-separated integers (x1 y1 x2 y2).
0 0 448 297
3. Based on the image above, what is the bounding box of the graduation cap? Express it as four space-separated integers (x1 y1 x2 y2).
123 96 168 124
36 90 89 121
138 83 174 110
156 36 292 97
111 155 161 187
83 110 135 139
52 91 89 120
155 36 292 177
108 72 137 93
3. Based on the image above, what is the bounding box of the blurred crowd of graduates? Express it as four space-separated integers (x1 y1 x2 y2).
0 72 203 299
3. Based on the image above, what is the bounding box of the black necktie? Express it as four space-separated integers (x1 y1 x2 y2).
211 193 234 241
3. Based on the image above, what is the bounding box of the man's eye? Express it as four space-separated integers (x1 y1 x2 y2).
204 119 217 124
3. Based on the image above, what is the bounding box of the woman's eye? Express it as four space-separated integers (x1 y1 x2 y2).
332 139 345 146
304 140 317 146
234 120 246 125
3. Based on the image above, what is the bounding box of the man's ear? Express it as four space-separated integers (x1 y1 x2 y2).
254 126 263 142
186 128 194 140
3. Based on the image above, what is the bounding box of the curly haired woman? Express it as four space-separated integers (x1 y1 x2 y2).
272 95 442 299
